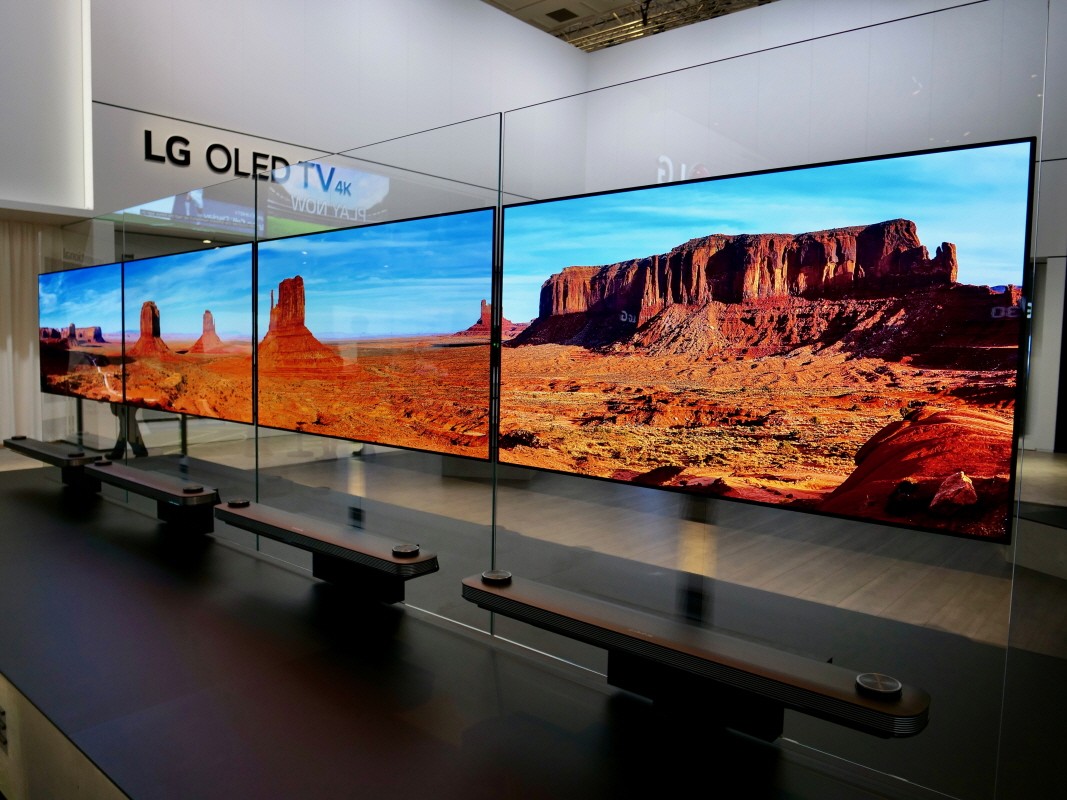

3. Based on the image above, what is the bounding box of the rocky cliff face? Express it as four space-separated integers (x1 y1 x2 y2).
189 310 223 354
41 325 107 345
128 301 174 359
515 219 964 354
537 219 955 316
819 407 1013 538
259 276 342 370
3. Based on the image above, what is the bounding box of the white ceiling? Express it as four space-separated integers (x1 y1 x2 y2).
482 0 778 51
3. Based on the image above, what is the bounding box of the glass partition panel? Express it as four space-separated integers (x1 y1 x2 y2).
251 115 500 626
108 177 258 533
498 3 1046 797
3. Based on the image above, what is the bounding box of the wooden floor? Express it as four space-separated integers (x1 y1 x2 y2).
5 428 1065 657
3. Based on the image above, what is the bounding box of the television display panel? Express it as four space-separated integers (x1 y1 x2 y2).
500 140 1034 541
38 262 124 401
256 207 495 459
121 243 254 422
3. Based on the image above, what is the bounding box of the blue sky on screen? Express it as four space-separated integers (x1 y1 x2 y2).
257 209 494 339
503 142 1032 324
123 244 254 338
39 263 123 335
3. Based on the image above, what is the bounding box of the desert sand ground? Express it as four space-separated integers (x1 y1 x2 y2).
499 342 1016 506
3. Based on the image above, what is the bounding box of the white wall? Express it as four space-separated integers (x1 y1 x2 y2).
90 0 587 151
586 0 977 90
86 0 588 215
0 0 91 210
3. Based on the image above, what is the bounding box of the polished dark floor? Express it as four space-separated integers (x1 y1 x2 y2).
0 464 1063 799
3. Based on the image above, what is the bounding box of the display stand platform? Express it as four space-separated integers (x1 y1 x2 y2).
214 500 439 603
87 459 219 533
462 572 929 740
3 435 101 491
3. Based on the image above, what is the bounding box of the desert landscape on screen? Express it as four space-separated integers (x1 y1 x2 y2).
499 219 1020 538
39 210 495 459
39 246 256 424
40 279 492 456
36 146 1030 539
499 144 1032 540
253 275 492 457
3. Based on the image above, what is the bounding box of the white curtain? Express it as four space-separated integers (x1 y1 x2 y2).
0 221 64 439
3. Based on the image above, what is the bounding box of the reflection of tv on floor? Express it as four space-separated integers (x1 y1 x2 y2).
500 139 1034 542
255 206 495 460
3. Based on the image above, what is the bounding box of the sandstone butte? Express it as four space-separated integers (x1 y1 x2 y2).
258 275 342 370
189 309 224 354
455 299 527 338
127 301 175 360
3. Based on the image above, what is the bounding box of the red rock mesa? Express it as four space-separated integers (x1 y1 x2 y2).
508 219 998 357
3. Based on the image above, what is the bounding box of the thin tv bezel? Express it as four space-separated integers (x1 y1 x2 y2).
254 205 497 462
498 137 1036 543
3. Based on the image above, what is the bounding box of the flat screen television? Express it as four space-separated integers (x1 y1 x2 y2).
121 243 254 423
38 261 124 402
500 139 1034 542
255 206 495 459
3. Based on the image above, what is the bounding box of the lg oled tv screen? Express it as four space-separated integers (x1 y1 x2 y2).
255 207 495 459
39 262 124 401
500 139 1034 541
121 243 254 422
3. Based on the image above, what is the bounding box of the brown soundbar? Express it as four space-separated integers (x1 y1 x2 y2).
87 459 219 532
462 572 930 739
215 500 439 602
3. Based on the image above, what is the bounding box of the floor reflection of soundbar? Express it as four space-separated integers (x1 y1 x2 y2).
462 571 930 741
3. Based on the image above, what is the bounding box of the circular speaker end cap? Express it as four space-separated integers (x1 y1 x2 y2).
68 451 86 458
855 672 903 699
392 543 420 558
10 435 26 440
481 569 512 586
182 484 204 494
227 498 251 508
